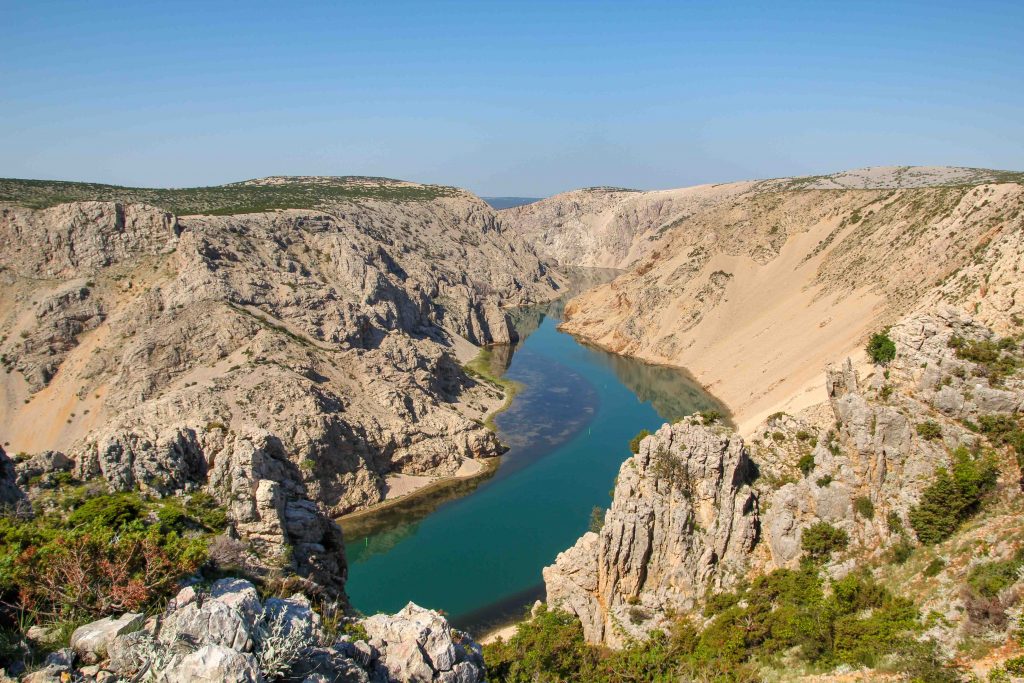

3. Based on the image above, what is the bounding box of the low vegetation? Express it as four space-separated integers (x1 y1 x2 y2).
948 334 1022 386
484 567 955 682
0 486 223 660
908 446 998 545
866 329 897 365
0 176 461 215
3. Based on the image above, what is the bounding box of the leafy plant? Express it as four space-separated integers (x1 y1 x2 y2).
908 446 998 544
866 330 897 365
801 522 849 563
853 496 875 520
628 429 650 454
915 421 943 441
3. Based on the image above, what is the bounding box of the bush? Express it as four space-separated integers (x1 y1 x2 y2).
915 421 942 441
483 604 597 682
816 474 833 487
797 453 815 476
484 567 935 682
628 429 650 454
587 507 604 534
853 496 875 519
801 522 849 563
965 549 1024 598
866 330 897 365
698 410 721 426
889 537 914 564
0 490 213 629
908 447 998 545
923 558 946 577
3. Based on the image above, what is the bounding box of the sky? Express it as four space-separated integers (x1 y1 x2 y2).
2 0 1023 197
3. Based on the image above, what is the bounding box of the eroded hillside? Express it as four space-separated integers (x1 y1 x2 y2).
504 167 1024 428
0 178 563 593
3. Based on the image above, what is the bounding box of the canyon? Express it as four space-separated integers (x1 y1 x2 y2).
2 166 1023 681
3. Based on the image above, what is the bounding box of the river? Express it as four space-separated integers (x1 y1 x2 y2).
341 277 728 635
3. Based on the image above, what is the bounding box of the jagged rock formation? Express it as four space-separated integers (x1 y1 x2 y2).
543 418 760 646
0 179 562 592
504 166 1024 427
37 577 485 683
547 306 1024 650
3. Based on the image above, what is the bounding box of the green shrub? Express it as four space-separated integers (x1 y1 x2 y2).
948 335 1021 385
628 429 650 454
923 558 946 577
916 421 943 441
698 410 721 426
484 567 934 682
866 330 897 365
483 604 597 682
797 453 815 476
853 496 875 519
801 521 849 563
587 507 604 534
816 474 833 487
965 550 1024 598
908 447 998 545
889 537 914 564
887 511 905 533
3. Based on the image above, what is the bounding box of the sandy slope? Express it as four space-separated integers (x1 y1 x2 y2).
505 167 1024 429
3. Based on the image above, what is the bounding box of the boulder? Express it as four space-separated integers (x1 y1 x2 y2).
156 644 260 683
70 612 144 662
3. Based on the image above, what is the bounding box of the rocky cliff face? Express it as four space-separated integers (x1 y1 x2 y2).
0 180 562 594
546 305 1024 649
504 167 1024 427
543 418 760 646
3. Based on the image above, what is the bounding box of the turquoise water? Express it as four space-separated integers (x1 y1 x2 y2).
343 305 726 633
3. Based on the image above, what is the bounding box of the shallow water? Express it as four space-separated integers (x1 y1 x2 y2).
342 295 727 634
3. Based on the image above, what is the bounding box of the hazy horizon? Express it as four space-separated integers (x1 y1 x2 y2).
3 1 1023 196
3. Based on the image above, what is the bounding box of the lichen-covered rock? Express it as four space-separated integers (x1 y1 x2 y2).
543 418 760 646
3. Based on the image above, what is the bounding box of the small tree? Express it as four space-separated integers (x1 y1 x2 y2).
801 521 849 563
866 330 897 365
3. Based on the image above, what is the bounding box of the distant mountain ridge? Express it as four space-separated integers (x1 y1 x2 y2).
481 196 542 210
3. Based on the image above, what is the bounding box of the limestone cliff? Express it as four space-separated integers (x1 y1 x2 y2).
545 305 1024 650
543 418 760 646
0 178 562 593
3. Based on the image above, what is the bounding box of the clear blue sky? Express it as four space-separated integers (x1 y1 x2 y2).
2 0 1022 196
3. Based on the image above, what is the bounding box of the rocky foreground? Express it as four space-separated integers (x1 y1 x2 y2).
18 577 484 683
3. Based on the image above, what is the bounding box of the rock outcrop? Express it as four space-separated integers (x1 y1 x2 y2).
547 307 1023 648
543 418 760 646
1 179 563 593
51 577 485 683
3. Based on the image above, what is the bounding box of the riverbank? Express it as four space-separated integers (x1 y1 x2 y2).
464 345 522 431
337 456 501 530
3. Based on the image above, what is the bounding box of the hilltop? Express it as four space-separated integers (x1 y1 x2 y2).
0 175 467 216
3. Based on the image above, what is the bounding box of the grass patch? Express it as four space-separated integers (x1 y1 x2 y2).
464 346 521 432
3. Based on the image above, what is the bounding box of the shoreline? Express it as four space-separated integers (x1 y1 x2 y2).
337 455 502 526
